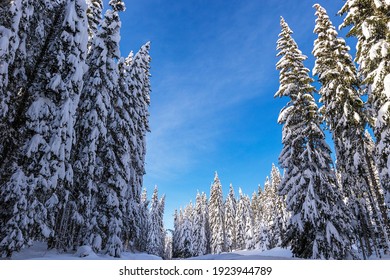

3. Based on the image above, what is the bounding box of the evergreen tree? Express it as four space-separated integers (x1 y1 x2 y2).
250 191 259 225
275 17 354 259
1 0 88 256
129 42 151 202
85 0 103 41
253 177 279 251
202 192 211 254
164 234 172 260
146 186 164 257
135 188 149 252
98 1 127 257
242 193 254 250
45 0 89 251
182 202 194 257
313 3 389 258
235 189 246 250
0 0 22 129
72 0 124 255
251 185 263 249
0 0 32 257
340 0 390 214
201 193 210 255
254 185 270 252
269 164 288 248
193 192 208 256
159 194 166 255
172 209 180 258
173 203 194 258
107 50 136 253
225 184 237 252
251 190 260 248
209 172 226 254
261 177 273 248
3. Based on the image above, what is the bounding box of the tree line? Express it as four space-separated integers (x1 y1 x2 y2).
172 167 288 259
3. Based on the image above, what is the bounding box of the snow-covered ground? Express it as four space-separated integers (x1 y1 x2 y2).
10 242 161 260
9 242 390 260
10 242 294 260
189 247 295 260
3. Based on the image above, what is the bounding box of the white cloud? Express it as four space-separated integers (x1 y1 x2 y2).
143 1 279 182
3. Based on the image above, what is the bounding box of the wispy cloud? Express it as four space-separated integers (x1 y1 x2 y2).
144 1 280 182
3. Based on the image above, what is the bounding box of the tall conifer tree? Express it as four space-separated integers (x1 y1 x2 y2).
225 184 237 252
1 0 88 256
340 0 390 214
209 172 226 254
146 186 164 257
275 17 354 259
72 0 125 256
313 3 389 258
193 192 208 256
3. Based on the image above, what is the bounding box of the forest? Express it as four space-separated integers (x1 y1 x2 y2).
0 0 389 260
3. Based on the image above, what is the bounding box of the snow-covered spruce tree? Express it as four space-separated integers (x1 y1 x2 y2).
114 42 152 253
275 17 354 259
251 190 260 249
108 52 137 252
202 192 211 254
71 0 125 256
340 0 390 215
182 202 195 257
158 194 166 256
86 0 127 258
0 0 22 143
252 185 266 249
164 234 173 260
256 177 274 250
268 164 288 249
364 131 390 252
0 0 26 256
193 192 208 256
364 130 386 209
146 186 165 257
250 191 259 226
0 1 50 255
235 189 246 250
173 203 194 258
209 172 226 254
119 50 150 252
313 3 389 257
243 193 254 250
85 0 103 42
135 188 149 252
224 184 237 252
0 0 43 169
44 0 89 251
201 192 210 255
254 188 270 251
1 0 88 257
172 209 180 258
129 42 151 202
252 167 287 251
235 189 254 250
120 46 152 251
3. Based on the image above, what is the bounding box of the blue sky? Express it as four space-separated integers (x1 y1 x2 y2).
105 0 355 229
